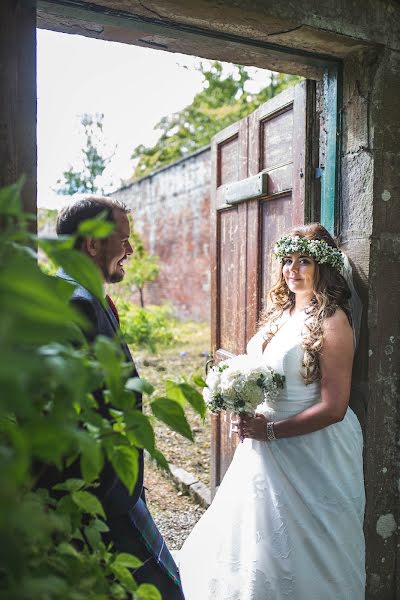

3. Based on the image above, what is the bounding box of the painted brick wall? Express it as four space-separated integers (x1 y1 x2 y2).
112 146 211 321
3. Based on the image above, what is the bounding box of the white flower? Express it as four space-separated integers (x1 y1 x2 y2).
203 354 285 415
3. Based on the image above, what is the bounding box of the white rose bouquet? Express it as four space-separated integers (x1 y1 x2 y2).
203 354 285 416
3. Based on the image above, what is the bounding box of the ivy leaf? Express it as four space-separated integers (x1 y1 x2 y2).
126 377 154 396
113 552 143 569
110 446 139 494
150 398 193 441
71 490 105 517
136 583 162 600
125 411 155 453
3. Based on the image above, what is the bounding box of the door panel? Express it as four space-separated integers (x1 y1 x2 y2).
260 193 293 308
210 80 316 495
261 108 294 171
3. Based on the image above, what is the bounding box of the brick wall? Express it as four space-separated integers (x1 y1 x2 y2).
112 146 211 321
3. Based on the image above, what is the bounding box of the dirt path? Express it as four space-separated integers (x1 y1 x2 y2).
131 322 211 549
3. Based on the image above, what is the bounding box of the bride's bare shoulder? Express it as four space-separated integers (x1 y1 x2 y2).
322 307 353 344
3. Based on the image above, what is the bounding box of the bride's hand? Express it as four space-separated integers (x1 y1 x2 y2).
238 413 268 441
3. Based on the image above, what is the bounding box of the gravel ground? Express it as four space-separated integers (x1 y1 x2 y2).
133 322 212 488
130 321 211 549
144 460 206 550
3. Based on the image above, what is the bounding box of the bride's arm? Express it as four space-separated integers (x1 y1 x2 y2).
240 309 354 440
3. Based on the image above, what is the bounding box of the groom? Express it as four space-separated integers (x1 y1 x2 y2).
55 196 184 599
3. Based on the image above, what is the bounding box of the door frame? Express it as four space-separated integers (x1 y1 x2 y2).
36 1 341 233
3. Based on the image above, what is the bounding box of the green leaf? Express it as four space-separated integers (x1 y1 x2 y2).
176 382 206 419
125 411 155 453
71 490 105 517
150 398 193 441
78 213 115 239
84 523 102 549
164 380 186 407
57 542 81 559
0 252 87 344
39 239 105 305
110 564 138 592
94 336 123 400
126 377 154 396
192 375 207 388
150 448 170 472
53 478 86 493
114 552 143 569
80 436 104 483
136 583 162 600
0 177 24 216
92 518 109 533
110 445 139 494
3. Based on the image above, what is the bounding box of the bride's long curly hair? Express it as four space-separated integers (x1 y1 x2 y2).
260 223 352 384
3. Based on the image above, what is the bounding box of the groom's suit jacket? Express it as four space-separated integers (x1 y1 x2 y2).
60 268 144 514
43 269 182 592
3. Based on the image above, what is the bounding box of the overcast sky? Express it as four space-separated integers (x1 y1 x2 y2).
37 29 271 208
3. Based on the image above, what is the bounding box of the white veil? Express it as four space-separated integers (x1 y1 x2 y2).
341 254 363 349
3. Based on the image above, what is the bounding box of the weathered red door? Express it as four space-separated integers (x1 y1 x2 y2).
210 80 316 495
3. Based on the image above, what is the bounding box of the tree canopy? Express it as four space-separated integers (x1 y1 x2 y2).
55 113 113 196
131 63 301 180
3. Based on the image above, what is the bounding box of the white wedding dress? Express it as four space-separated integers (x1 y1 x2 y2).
179 310 365 599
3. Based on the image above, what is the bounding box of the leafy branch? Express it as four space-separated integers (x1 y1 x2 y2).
0 180 205 600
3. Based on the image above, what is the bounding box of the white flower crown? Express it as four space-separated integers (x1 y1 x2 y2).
274 235 344 271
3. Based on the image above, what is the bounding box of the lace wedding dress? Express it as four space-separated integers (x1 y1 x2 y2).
179 310 365 600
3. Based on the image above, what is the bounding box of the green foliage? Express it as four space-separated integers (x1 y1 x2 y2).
132 63 302 178
118 303 175 353
55 113 113 195
0 180 204 599
117 226 160 308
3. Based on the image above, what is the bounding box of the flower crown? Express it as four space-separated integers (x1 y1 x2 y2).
274 235 344 271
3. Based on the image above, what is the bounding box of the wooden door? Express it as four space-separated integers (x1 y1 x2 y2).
210 80 316 495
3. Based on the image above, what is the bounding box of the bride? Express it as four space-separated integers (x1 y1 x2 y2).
179 223 365 600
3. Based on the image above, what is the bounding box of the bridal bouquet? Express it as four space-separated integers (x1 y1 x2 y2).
203 354 285 416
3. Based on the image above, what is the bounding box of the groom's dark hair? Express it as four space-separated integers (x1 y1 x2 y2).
56 196 129 248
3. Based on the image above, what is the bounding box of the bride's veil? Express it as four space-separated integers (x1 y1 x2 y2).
342 254 363 349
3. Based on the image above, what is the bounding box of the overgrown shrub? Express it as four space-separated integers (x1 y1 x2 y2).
0 180 205 600
119 303 175 353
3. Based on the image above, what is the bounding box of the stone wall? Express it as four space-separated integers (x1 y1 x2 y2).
112 146 211 321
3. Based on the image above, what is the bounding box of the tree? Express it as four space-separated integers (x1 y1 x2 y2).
115 226 160 308
131 63 301 179
56 113 113 195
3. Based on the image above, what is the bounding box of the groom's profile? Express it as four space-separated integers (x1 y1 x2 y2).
43 196 185 599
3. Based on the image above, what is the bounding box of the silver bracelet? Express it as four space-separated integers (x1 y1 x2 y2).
266 421 276 441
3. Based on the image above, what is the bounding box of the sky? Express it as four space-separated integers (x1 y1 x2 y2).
37 29 271 208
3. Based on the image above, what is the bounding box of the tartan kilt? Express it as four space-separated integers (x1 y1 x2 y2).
129 497 181 587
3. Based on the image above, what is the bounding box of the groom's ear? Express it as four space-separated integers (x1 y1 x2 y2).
82 236 102 257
